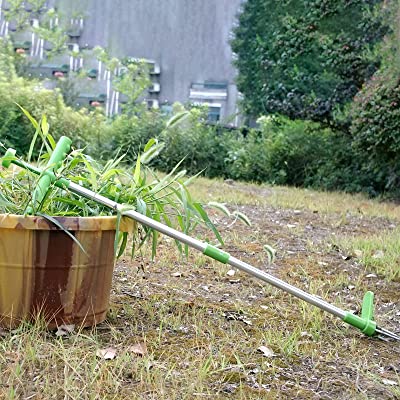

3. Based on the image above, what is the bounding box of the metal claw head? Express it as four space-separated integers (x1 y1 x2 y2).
376 327 400 342
343 291 400 342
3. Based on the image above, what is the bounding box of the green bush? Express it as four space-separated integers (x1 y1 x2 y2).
226 117 332 185
0 71 109 157
110 105 237 179
350 70 400 194
305 132 374 194
154 107 236 178
224 115 377 194
110 111 165 162
347 1 400 197
0 37 110 157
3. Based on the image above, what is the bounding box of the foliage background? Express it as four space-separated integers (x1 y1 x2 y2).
1 0 400 199
231 0 387 129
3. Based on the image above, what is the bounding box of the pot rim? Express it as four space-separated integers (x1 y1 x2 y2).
0 213 135 231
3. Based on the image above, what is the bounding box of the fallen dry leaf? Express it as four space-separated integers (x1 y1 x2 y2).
372 250 384 259
96 347 117 360
127 342 147 357
354 249 363 257
382 378 398 386
257 345 275 358
55 324 75 337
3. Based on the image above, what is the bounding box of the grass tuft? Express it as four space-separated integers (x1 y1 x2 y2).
1 176 400 398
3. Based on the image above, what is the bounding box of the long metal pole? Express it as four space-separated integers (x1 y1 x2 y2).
3 156 399 339
69 182 346 319
3 137 399 339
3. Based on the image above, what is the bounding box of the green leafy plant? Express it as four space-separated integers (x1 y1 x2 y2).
153 106 233 178
231 0 387 128
112 105 238 179
349 1 400 196
0 49 111 159
0 109 229 257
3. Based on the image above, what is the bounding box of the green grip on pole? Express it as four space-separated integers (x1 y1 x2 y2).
203 244 230 264
361 290 374 321
343 291 377 337
27 136 72 214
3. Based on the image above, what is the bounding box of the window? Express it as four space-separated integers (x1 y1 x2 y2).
204 81 228 90
208 106 220 122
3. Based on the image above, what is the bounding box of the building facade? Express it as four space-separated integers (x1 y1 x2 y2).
0 0 244 124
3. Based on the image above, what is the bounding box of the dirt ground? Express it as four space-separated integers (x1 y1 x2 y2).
108 181 400 399
1 180 399 399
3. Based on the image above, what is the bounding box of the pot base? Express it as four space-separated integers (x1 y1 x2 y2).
0 214 134 329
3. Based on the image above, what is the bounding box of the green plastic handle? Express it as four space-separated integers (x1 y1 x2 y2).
361 291 374 321
2 148 71 189
27 136 72 214
45 136 73 172
343 291 376 337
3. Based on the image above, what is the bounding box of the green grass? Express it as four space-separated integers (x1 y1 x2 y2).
0 134 227 257
192 176 400 220
1 177 400 399
334 228 400 282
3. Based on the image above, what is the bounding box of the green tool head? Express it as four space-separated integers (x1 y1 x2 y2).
1 148 17 168
343 291 376 337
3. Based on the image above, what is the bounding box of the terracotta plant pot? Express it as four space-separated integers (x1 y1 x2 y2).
0 214 134 328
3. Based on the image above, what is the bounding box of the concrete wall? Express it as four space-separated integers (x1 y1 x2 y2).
55 0 243 122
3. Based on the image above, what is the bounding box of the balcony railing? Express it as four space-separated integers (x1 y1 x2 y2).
189 82 228 100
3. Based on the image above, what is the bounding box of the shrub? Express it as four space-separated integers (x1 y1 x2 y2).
153 107 236 178
224 115 377 194
0 71 108 158
350 70 400 194
305 132 373 194
110 111 165 162
226 117 332 185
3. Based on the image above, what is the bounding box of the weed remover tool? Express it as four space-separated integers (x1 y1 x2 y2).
2 137 399 342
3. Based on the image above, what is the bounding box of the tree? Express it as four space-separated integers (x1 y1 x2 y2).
231 0 388 129
93 47 151 115
350 0 400 194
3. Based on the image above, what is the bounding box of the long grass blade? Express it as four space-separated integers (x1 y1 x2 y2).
37 212 87 254
208 201 231 217
232 210 251 226
192 202 224 245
